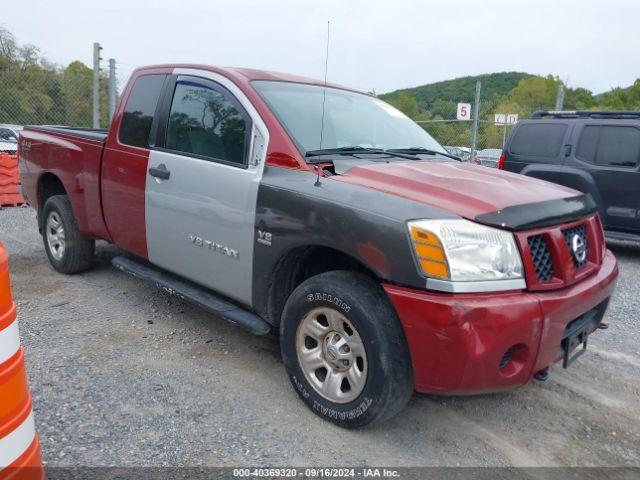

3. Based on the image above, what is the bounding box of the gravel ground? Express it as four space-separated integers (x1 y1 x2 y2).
1 206 639 467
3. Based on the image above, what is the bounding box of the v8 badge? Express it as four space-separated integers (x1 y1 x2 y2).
257 230 272 247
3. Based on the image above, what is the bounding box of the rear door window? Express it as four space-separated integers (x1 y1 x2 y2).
576 125 599 163
596 126 640 168
119 74 167 148
509 123 568 159
164 79 250 166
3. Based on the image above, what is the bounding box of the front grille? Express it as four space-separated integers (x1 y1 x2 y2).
528 235 554 282
563 224 589 269
518 215 602 291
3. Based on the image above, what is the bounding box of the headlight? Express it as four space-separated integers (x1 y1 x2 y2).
408 219 523 283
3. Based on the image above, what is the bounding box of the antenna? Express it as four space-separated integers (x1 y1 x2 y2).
315 20 330 187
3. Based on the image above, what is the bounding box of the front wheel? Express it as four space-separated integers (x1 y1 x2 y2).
42 195 95 274
280 271 413 428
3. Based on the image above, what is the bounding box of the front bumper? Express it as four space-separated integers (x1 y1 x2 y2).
383 250 618 394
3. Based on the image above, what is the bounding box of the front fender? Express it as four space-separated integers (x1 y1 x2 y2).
251 167 458 315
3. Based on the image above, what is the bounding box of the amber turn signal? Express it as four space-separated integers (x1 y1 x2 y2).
409 224 450 280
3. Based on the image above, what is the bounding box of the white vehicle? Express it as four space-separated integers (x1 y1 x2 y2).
0 125 23 153
474 148 502 168
444 146 471 161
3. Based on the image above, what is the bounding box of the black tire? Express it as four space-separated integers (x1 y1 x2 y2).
280 271 413 428
42 195 95 274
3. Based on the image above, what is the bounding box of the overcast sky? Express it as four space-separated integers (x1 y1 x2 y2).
3 0 638 94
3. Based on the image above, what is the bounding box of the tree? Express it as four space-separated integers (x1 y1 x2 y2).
0 26 110 127
61 61 93 126
599 80 640 110
505 76 560 114
566 87 596 110
0 27 18 64
386 92 419 118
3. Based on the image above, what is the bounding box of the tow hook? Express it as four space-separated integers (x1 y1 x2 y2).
534 368 549 381
598 322 609 330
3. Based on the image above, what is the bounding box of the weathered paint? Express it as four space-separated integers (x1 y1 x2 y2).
250 166 459 320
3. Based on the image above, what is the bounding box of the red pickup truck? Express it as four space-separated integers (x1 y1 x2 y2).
18 64 618 428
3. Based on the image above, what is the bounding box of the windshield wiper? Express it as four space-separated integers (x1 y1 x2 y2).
305 146 418 160
387 147 462 162
305 146 383 157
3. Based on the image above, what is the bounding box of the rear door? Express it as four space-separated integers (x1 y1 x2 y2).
145 70 269 306
504 121 570 173
101 71 169 258
574 123 640 233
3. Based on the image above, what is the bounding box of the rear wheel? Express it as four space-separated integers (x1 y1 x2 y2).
42 195 94 274
280 271 413 428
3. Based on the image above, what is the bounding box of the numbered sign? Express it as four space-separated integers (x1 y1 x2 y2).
456 103 471 121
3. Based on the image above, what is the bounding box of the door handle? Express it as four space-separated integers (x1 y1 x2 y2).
149 163 170 180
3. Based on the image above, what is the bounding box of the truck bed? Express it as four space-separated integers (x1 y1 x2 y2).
27 125 108 143
19 124 111 242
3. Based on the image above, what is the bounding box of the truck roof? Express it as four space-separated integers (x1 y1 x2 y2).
136 64 364 94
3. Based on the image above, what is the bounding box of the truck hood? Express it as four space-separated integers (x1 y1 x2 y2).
331 161 580 220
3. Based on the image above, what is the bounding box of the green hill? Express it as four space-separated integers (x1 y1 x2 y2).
380 72 640 121
380 72 533 107
376 72 638 150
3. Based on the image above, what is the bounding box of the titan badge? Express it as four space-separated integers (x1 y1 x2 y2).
188 234 239 259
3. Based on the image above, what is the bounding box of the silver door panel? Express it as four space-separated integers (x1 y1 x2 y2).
145 69 269 307
146 150 261 304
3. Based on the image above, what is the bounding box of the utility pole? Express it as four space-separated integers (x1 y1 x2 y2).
92 42 102 128
503 120 508 148
108 58 116 121
555 84 565 111
470 81 481 161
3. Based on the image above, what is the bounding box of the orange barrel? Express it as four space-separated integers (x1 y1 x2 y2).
0 242 44 480
0 154 25 207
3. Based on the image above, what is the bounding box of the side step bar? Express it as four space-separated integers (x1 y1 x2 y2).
111 256 271 336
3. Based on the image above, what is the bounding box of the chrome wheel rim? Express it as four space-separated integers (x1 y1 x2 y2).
46 212 66 261
296 307 368 404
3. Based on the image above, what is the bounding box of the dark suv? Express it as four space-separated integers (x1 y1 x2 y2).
501 111 640 241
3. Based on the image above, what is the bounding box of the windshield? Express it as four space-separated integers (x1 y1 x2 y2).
252 81 447 155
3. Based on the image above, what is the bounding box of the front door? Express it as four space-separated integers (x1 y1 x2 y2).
145 72 268 306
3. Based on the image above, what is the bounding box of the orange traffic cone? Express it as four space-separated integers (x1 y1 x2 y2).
0 242 44 480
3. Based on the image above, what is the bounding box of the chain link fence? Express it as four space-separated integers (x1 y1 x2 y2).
1 68 525 156
0 25 535 154
0 66 113 128
0 27 119 129
414 94 516 161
